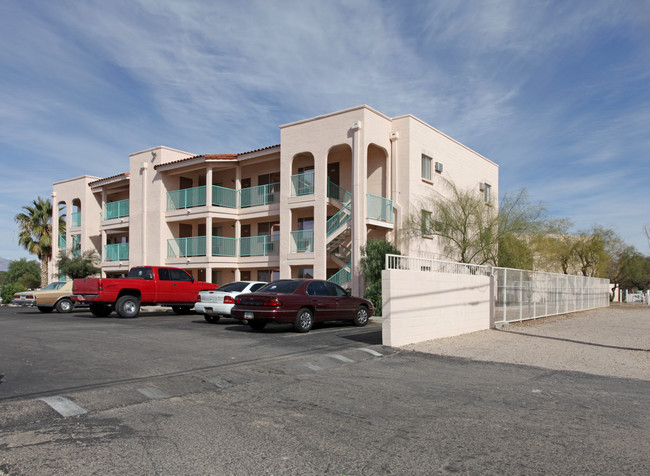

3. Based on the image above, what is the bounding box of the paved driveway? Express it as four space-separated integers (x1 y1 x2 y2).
406 305 650 381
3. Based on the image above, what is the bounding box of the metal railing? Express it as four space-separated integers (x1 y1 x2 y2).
493 268 610 324
385 254 610 323
212 236 237 257
167 186 206 210
104 243 129 261
240 235 279 256
212 185 238 208
291 172 314 196
104 199 129 219
327 205 351 237
327 179 351 205
167 236 206 257
328 266 351 288
367 194 393 222
291 229 314 252
240 183 280 208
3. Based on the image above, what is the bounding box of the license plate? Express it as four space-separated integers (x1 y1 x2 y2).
244 312 254 319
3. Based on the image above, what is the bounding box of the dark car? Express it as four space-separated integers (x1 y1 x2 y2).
231 279 374 333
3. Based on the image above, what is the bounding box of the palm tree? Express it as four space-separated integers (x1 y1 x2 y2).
15 197 64 287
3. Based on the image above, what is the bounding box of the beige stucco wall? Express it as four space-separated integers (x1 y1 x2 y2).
381 269 491 347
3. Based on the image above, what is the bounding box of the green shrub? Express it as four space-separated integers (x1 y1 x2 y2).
360 239 400 316
2 283 26 304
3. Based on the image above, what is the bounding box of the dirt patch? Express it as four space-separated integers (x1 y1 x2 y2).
404 305 650 381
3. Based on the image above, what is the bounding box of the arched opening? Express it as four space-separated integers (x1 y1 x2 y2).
291 152 315 196
367 144 388 197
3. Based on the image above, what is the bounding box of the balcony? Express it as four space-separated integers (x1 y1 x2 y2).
167 186 206 210
212 236 237 257
240 235 279 257
104 199 129 220
291 229 314 253
291 172 314 196
367 194 394 223
167 236 206 257
212 185 238 208
104 243 129 261
240 183 280 208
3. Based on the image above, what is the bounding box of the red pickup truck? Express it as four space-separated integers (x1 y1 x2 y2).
73 266 218 318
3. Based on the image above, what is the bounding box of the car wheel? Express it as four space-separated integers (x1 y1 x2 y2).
294 307 314 333
90 303 113 317
116 295 140 318
172 306 192 315
248 320 267 331
37 306 53 313
204 314 220 323
353 305 369 326
55 298 73 313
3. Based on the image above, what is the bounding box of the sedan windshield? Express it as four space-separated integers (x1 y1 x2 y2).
258 280 302 294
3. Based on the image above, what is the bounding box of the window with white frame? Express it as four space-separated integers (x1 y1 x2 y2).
421 154 433 181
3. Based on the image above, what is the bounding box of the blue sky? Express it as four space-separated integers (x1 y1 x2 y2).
1 0 649 261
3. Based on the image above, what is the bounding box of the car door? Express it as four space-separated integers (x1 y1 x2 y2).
325 282 356 318
305 281 337 322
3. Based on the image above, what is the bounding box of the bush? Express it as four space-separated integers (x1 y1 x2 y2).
360 239 400 316
6 259 40 290
2 282 26 304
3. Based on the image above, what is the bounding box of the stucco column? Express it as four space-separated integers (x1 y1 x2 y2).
51 191 58 282
313 148 328 279
140 161 148 266
350 120 363 297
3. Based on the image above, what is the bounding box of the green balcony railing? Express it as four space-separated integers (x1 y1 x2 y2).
212 236 237 257
327 204 352 237
104 243 129 261
240 183 280 208
71 212 81 227
213 185 238 208
167 236 206 257
367 194 394 223
328 266 351 288
167 186 206 210
291 172 314 196
104 199 129 219
59 233 66 249
240 235 280 257
291 229 314 253
71 234 81 257
327 179 351 205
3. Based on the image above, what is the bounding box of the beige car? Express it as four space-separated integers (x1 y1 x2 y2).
12 281 76 313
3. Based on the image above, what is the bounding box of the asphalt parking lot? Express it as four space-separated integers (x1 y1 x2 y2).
0 305 648 475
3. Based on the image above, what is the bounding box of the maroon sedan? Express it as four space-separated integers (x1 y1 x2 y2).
231 279 374 333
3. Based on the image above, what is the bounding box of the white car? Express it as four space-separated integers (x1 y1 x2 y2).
195 281 267 323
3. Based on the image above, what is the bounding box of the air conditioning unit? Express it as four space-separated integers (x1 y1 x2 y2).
435 162 443 173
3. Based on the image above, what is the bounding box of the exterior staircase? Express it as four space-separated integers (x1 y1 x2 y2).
326 180 352 288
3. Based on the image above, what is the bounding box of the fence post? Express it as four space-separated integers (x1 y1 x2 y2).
489 267 495 328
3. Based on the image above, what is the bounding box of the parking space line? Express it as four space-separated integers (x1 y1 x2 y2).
137 387 170 400
329 354 355 363
39 396 87 417
207 377 232 389
358 348 383 357
305 362 323 371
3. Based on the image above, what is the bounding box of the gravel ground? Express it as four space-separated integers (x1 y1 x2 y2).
405 304 650 381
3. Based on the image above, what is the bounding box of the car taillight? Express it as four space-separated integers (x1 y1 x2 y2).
234 297 241 305
263 298 282 307
197 295 201 302
224 296 235 304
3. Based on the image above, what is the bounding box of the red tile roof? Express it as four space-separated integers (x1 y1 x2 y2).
89 173 130 186
153 145 280 169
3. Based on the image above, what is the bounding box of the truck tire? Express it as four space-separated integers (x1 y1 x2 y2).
90 303 112 317
116 295 140 318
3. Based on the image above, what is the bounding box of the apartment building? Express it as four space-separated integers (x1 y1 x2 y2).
51 105 498 296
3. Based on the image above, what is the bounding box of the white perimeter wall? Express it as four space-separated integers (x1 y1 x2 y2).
381 269 491 347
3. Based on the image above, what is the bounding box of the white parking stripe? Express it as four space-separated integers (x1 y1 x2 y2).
329 354 354 363
39 396 87 417
207 377 232 389
137 387 170 400
305 362 323 371
358 348 383 357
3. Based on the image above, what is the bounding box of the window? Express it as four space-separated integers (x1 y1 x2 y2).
481 183 492 204
421 210 432 234
325 281 348 297
421 154 433 181
298 268 313 279
170 268 193 282
129 267 153 280
307 281 329 296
